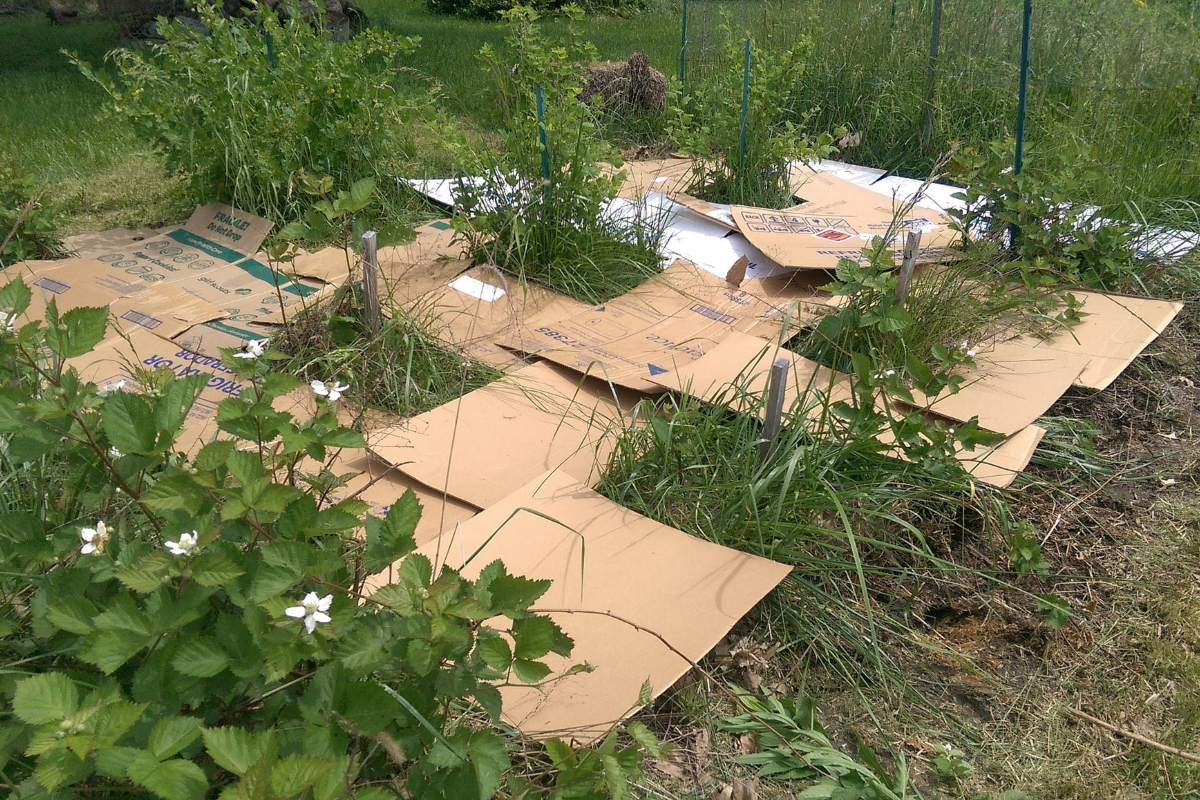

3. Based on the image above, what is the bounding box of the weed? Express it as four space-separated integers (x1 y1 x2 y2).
0 161 65 266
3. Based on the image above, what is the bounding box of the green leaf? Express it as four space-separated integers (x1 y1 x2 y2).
103 391 158 455
171 637 231 677
143 475 208 514
227 450 263 485
269 754 336 798
94 746 140 779
44 595 98 635
91 701 147 747
341 682 402 737
202 727 275 777
13 673 79 724
36 746 87 791
473 685 502 722
195 439 236 470
190 551 245 587
364 488 420 573
116 552 176 593
50 304 109 358
79 629 148 673
467 730 508 799
126 751 208 800
156 374 210 435
0 276 33 315
512 615 573 661
511 658 551 684
94 593 153 635
477 635 512 671
625 721 661 758
475 560 552 616
348 177 376 210
147 715 202 760
1038 594 1072 630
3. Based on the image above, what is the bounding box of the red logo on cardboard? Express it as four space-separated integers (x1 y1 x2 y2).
814 229 853 242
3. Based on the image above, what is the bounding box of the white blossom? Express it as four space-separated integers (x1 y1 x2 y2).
109 447 123 459
960 341 977 358
80 521 108 555
872 369 897 380
285 592 333 633
232 339 267 360
311 380 349 403
97 380 126 397
165 531 199 557
0 312 16 333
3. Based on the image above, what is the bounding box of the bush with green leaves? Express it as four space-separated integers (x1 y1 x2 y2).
673 25 841 208
455 6 662 304
424 0 645 21
0 277 654 798
1 162 65 267
74 2 431 224
949 140 1141 291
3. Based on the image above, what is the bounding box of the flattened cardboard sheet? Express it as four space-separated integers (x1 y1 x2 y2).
378 220 473 308
401 469 791 741
12 258 227 339
367 361 639 508
173 319 281 359
63 227 161 259
611 157 695 199
648 331 1046 487
287 246 353 286
1023 291 1184 391
908 339 1088 435
732 170 959 271
502 260 825 392
406 265 588 370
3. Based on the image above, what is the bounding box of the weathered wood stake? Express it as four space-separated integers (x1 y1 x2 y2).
361 230 380 335
895 230 922 303
759 356 790 463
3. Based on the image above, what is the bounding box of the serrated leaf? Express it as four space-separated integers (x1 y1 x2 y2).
147 716 202 760
190 551 245 587
511 658 551 684
52 304 109 358
341 682 401 737
477 636 512 671
91 701 147 747
171 637 230 677
0 276 32 316
512 615 573 661
468 730 508 799
13 673 78 724
269 753 336 798
94 745 140 779
116 552 176 593
79 629 148 673
156 374 210 436
625 721 661 758
202 726 275 777
126 751 207 800
227 450 263 485
475 560 551 615
195 439 236 470
473 684 502 722
142 475 207 514
102 390 158 455
36 746 86 790
94 594 153 636
44 595 98 635
364 488 420 574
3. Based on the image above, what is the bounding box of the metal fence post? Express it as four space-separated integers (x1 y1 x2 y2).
361 231 380 335
759 357 790 463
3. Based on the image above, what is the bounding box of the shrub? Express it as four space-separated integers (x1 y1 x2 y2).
0 277 653 798
74 2 431 225
949 140 1141 291
425 0 645 21
455 6 663 304
673 24 841 208
0 163 65 267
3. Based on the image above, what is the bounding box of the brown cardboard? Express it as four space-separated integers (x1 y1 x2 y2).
173 319 281 358
610 157 695 199
1022 290 1184 391
11 258 226 339
671 192 739 231
647 331 1047 487
907 339 1088 435
406 265 589 370
367 360 639 508
377 219 470 305
501 259 822 392
398 468 791 741
731 170 959 271
63 227 161 259
287 246 353 285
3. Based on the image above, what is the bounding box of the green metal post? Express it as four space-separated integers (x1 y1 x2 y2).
738 38 751 172
535 85 550 183
921 0 943 145
1010 0 1032 252
679 0 688 86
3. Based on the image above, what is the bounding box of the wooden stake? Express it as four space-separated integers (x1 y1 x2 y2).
361 230 380 335
759 356 790 463
895 230 921 303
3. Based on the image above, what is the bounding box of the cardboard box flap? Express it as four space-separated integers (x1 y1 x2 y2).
64 227 162 259
367 361 639 508
286 246 353 285
12 258 227 340
178 203 273 260
956 425 1046 489
173 319 281 358
908 339 1088 435
610 157 695 200
1022 290 1184 391
406 265 589 371
398 468 791 741
502 260 805 392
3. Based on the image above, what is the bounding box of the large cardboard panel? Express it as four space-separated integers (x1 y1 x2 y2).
63 227 162 259
610 157 695 200
378 220 473 308
502 260 825 392
406 266 589 370
732 170 959 271
11 259 226 339
907 339 1087 435
1022 291 1184 391
173 319 281 360
367 361 639 508
647 331 1047 487
399 469 791 741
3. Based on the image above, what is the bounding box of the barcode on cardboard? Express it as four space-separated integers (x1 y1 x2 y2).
687 303 736 325
33 277 70 295
119 310 163 330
